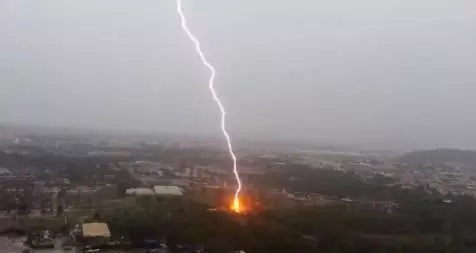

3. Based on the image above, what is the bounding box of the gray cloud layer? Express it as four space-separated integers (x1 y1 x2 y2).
1 0 475 149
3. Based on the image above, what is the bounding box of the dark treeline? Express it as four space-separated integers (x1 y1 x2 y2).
99 194 476 253
101 197 315 253
250 164 431 201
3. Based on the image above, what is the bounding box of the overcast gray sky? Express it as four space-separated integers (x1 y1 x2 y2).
1 0 475 149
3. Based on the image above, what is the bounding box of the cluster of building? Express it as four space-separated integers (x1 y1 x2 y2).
292 151 476 198
398 163 476 196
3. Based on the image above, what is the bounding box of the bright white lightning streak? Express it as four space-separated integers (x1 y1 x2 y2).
176 0 242 207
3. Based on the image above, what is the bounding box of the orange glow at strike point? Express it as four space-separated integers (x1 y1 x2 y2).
232 197 241 213
229 194 251 214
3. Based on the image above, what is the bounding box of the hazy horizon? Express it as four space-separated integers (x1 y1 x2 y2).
1 0 475 149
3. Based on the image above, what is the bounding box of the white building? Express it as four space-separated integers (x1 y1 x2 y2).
126 188 156 196
153 186 183 196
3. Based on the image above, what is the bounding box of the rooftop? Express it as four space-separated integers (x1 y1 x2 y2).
154 185 183 196
82 222 111 238
126 188 156 196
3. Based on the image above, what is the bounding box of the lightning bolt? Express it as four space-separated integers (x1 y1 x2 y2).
176 0 242 212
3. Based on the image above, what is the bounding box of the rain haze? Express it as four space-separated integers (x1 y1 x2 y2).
1 0 475 150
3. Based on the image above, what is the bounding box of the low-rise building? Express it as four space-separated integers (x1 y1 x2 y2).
154 185 183 196
82 222 111 248
126 188 156 196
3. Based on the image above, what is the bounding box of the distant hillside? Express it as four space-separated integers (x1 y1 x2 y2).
399 148 476 165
